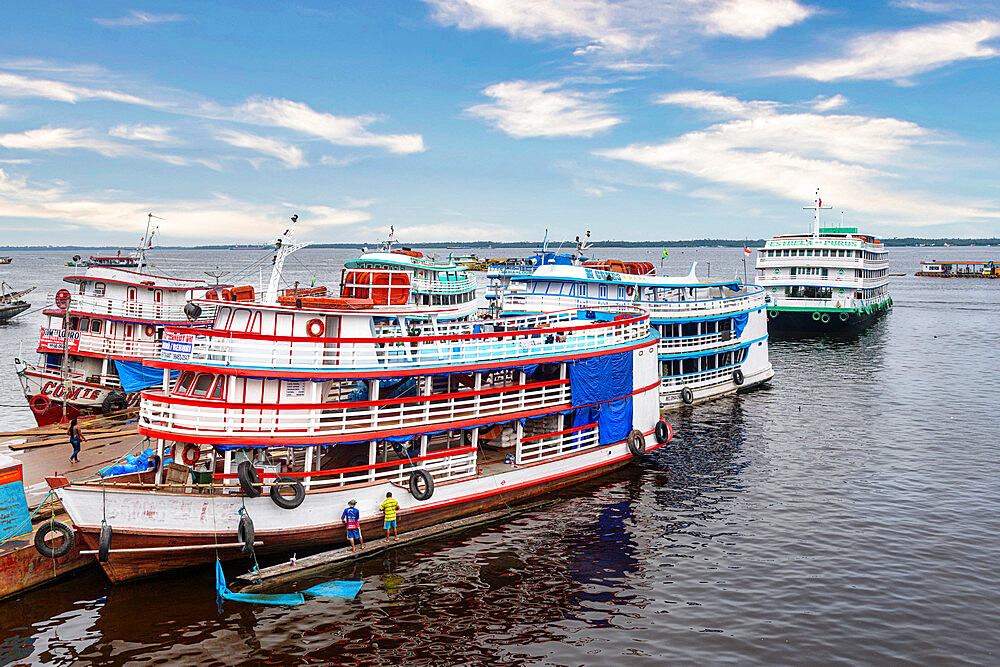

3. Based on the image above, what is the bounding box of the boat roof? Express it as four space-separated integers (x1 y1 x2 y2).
64 266 210 290
346 252 462 271
513 263 742 289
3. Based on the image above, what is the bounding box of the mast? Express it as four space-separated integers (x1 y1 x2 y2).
803 188 832 237
265 214 308 304
137 213 163 273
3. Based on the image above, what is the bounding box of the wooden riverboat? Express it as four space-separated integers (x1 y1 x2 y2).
47 225 669 583
915 260 1000 278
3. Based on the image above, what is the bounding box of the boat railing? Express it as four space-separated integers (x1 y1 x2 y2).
48 293 215 323
410 276 477 293
516 422 599 464
37 329 161 359
140 378 573 441
212 445 478 490
658 330 734 355
160 310 649 372
17 359 121 387
376 310 577 337
660 361 743 394
502 290 764 319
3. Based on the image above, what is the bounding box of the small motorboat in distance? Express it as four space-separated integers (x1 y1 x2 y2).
0 284 34 324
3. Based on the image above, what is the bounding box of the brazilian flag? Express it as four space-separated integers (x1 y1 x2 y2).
662 248 669 258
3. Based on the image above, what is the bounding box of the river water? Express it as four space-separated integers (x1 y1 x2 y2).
0 245 998 665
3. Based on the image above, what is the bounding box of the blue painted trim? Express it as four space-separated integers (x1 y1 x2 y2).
657 334 768 360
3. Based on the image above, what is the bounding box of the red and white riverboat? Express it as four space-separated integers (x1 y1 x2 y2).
48 231 670 582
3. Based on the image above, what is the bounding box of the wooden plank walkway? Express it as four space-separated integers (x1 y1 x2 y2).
232 499 555 593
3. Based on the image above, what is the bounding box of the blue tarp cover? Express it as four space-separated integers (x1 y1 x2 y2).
732 312 749 337
215 560 304 606
114 360 177 394
568 350 634 445
303 581 364 599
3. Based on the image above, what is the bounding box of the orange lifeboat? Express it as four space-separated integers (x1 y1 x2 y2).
370 271 410 305
229 285 256 302
276 295 374 309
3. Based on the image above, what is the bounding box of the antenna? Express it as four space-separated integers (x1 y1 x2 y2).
205 269 230 286
265 214 309 304
803 189 832 237
137 212 165 273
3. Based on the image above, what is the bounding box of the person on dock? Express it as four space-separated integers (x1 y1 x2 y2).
342 499 363 552
67 417 85 463
379 492 399 541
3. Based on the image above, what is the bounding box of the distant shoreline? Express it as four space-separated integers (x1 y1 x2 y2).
1 237 997 251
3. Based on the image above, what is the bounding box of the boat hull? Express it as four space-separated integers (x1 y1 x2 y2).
60 432 664 583
0 302 30 324
767 304 889 336
16 364 121 426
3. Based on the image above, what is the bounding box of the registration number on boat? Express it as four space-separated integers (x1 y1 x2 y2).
162 331 194 361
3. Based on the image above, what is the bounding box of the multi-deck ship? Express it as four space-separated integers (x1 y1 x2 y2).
46 234 670 583
499 259 773 407
756 195 891 335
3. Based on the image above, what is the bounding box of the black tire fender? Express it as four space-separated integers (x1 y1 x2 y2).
733 368 745 386
238 513 255 555
101 391 128 414
98 522 112 563
237 460 262 498
34 520 74 559
146 454 161 473
627 429 646 458
409 469 434 501
654 420 671 444
270 476 305 510
680 386 694 404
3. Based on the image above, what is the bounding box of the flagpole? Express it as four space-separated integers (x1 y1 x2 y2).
743 238 748 284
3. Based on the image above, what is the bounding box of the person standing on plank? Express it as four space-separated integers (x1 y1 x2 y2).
379 491 399 541
67 417 85 463
342 499 363 552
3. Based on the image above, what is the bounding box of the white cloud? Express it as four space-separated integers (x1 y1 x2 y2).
0 71 161 106
108 124 175 143
811 94 848 112
598 90 1000 225
782 20 1000 82
0 127 125 156
424 0 813 53
702 0 814 39
467 80 622 138
237 97 425 154
94 10 188 28
217 130 305 168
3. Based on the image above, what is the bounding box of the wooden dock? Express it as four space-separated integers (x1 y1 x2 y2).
232 500 555 593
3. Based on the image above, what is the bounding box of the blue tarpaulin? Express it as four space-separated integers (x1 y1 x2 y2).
597 397 633 446
732 312 749 337
303 581 364 599
215 560 304 606
568 351 633 445
114 360 177 394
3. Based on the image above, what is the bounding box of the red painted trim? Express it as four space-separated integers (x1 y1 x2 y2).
145 334 660 380
138 379 661 446
520 421 597 443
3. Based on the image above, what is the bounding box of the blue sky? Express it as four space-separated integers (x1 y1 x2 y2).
1 1 999 245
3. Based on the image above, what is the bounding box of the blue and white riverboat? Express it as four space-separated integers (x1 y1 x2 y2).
499 261 773 407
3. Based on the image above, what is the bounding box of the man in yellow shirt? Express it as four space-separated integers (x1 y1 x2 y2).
379 491 400 541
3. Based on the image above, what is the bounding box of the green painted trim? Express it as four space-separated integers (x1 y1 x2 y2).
768 296 892 314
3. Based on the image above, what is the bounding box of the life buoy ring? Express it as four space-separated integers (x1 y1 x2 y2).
29 394 51 414
768 310 778 318
409 469 434 501
98 522 112 563
839 312 849 322
680 386 694 404
627 429 645 458
238 513 255 555
34 520 74 559
306 318 325 338
811 311 822 321
733 368 745 386
237 460 262 498
270 477 305 509
144 324 156 337
654 420 671 444
820 313 830 323
181 444 200 466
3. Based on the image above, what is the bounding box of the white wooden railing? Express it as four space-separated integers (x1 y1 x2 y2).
502 288 765 320
50 293 214 322
660 362 743 392
140 379 572 441
659 330 733 355
516 423 600 464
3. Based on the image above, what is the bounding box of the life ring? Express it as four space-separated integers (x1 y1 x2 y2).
29 394 51 414
654 420 671 444
680 386 694 404
626 285 635 297
409 469 434 501
305 318 325 338
144 324 156 337
237 460 262 498
767 310 778 318
733 368 745 385
238 513 255 555
34 520 74 559
181 444 200 466
811 311 821 321
270 477 305 509
839 312 849 322
820 313 830 323
626 429 645 458
98 522 112 563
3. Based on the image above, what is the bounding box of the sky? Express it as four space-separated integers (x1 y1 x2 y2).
1 1 1000 245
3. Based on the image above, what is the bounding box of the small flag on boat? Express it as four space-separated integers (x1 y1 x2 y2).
743 246 752 255
662 248 669 258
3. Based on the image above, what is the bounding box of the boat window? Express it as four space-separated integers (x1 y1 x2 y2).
69 316 79 330
79 318 89 332
210 378 225 399
822 249 830 256
95 282 106 296
91 320 102 333
231 308 251 332
176 372 194 393
78 283 85 294
191 374 214 397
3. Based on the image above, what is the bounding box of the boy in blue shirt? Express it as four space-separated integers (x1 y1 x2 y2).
342 499 363 551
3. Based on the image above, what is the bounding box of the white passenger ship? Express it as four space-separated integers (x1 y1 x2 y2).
756 194 891 334
345 233 477 320
499 259 773 407
15 223 216 426
45 231 670 583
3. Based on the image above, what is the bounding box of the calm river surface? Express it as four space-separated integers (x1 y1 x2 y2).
0 245 998 665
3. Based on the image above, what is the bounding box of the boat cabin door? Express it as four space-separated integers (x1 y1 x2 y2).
324 315 340 365
126 286 138 317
